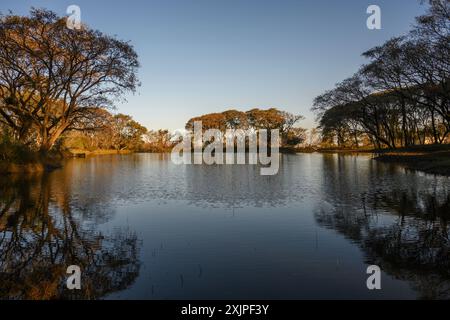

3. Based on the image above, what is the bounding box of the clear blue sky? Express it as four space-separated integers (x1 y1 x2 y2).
1 0 427 131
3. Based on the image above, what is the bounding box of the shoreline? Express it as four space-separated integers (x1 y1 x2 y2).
0 159 62 174
0 149 133 174
373 149 450 176
66 149 133 157
2 145 449 176
303 144 450 177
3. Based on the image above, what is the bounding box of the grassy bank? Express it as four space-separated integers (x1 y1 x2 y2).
0 156 63 174
0 139 62 174
0 137 135 174
0 157 62 174
0 148 134 174
295 144 450 176
66 149 133 157
317 147 374 154
373 144 450 176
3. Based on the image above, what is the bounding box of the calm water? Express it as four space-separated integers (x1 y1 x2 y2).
1 153 449 300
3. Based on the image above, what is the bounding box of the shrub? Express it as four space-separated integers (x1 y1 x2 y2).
0 133 38 164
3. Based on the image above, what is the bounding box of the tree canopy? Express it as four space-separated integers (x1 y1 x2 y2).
313 0 449 149
186 108 305 148
0 9 140 152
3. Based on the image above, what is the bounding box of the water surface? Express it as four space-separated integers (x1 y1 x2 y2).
1 153 449 299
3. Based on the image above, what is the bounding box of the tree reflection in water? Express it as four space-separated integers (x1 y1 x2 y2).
316 155 450 299
0 174 141 300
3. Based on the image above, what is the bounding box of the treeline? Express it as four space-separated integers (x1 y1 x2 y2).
185 108 306 148
64 107 306 154
2 9 306 159
0 9 177 160
313 1 449 149
63 111 146 152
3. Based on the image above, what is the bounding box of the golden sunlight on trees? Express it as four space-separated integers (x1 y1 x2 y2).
0 9 140 153
142 129 175 153
186 108 306 149
62 111 149 152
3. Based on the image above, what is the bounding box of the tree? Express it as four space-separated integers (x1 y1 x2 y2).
186 108 305 149
142 129 174 152
283 127 307 147
222 109 249 130
245 108 285 130
110 114 147 151
0 9 140 153
312 0 450 149
306 128 321 147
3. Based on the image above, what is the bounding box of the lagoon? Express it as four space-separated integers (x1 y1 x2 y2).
0 153 449 299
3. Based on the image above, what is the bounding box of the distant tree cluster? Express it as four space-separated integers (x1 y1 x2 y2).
63 112 147 152
313 1 449 149
186 108 306 148
141 129 175 152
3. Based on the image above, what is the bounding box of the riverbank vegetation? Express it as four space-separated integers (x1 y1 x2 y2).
0 9 145 171
0 9 186 171
310 1 450 175
312 1 449 150
374 144 450 176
